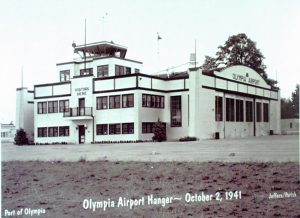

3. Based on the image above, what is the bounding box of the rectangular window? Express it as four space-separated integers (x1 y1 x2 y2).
80 68 93 76
142 94 164 108
38 102 47 114
246 101 253 122
256 102 262 122
115 65 124 76
96 124 108 135
59 126 69 136
236 99 244 122
38 127 47 137
215 96 223 121
226 98 235 122
263 103 269 122
122 94 134 108
97 96 108 110
48 101 58 113
48 127 58 137
125 67 131 75
60 70 70 82
109 124 121 134
122 123 134 134
109 95 120 109
97 65 109 77
170 96 182 127
142 122 154 133
59 100 69 112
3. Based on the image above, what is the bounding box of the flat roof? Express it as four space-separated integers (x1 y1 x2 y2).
74 41 127 58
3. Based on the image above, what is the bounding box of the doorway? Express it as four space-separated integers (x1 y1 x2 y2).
78 125 85 144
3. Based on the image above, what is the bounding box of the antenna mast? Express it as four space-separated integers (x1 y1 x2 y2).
84 18 87 71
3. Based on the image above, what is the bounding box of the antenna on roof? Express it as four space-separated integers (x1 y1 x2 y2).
21 66 23 88
84 18 87 71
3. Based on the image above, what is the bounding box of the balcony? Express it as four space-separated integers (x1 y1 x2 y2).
63 107 93 120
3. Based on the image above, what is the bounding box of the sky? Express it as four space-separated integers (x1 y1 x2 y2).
0 0 299 124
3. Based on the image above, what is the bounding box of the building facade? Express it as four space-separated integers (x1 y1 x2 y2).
16 41 281 144
1 122 16 143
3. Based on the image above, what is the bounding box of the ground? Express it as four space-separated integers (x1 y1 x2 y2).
1 135 300 217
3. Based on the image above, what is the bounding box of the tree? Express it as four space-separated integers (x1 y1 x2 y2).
152 119 166 142
291 84 299 118
14 128 29 145
281 84 299 118
201 33 276 86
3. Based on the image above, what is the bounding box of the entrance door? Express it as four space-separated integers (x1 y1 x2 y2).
79 98 85 116
78 125 85 144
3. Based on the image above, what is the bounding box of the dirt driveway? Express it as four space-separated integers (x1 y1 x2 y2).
1 135 299 162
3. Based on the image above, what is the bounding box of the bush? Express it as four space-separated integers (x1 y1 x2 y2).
152 119 166 142
14 128 29 145
179 136 197 142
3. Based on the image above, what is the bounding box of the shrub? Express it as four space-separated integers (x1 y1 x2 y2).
14 128 29 145
152 119 166 142
179 136 197 142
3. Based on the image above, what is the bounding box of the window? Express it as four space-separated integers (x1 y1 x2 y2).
290 122 293 128
263 103 269 122
59 100 69 112
170 96 182 127
115 65 124 76
38 102 47 114
122 123 134 134
142 94 164 108
48 101 58 113
97 65 108 77
109 95 120 109
226 98 235 122
122 94 134 108
59 126 69 136
97 96 108 110
142 122 154 133
48 127 58 137
236 99 244 122
60 70 70 82
135 68 140 74
80 68 93 76
215 96 223 121
38 127 47 137
96 124 108 135
109 124 121 134
256 102 262 122
246 101 253 122
125 67 131 75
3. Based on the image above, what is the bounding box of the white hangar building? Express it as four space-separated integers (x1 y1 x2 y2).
16 41 280 144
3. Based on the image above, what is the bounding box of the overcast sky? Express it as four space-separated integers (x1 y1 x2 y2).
0 0 299 124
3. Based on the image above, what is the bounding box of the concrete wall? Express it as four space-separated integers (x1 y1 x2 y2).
281 118 299 134
16 88 34 141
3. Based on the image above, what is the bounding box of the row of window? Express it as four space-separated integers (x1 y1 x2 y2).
215 97 269 122
96 123 134 135
142 122 166 133
97 94 134 109
142 94 165 108
60 66 141 81
38 126 69 137
38 100 69 114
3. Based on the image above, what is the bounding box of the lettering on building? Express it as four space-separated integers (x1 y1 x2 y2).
232 73 260 85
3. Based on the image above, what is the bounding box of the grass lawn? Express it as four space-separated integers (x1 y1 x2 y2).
2 161 300 217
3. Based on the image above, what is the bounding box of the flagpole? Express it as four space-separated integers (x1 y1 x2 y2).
84 18 87 71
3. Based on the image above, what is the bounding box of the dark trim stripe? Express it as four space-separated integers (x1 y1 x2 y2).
93 87 189 94
34 81 71 88
27 101 34 104
202 85 278 101
56 56 143 66
34 94 71 100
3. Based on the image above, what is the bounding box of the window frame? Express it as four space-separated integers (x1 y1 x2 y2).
48 127 58 137
37 127 47 137
109 123 121 135
97 96 108 110
122 123 134 134
96 124 108 135
60 70 70 82
109 95 121 109
122 94 134 108
38 102 47 114
170 95 182 127
215 96 223 121
48 101 58 113
59 126 69 136
97 65 109 77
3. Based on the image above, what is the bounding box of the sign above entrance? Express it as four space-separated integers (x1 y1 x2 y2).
216 65 270 89
75 87 89 96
